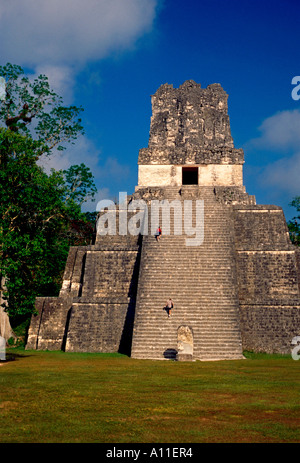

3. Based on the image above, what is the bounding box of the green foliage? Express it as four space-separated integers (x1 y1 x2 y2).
0 64 98 321
63 163 97 206
287 196 300 246
0 129 69 318
0 129 97 319
0 63 84 153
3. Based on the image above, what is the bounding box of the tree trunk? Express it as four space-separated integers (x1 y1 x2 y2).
0 277 16 341
0 306 15 340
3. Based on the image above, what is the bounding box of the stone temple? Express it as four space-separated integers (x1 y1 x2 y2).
26 80 300 361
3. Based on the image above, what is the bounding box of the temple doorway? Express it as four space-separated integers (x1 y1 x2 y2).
182 167 198 185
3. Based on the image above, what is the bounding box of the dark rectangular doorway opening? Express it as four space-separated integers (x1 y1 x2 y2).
182 167 198 185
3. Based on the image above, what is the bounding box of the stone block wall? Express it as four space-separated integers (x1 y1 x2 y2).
233 206 292 251
295 248 300 290
239 306 300 354
62 241 141 354
138 146 244 166
65 299 135 354
233 205 300 354
26 296 72 350
59 246 87 297
236 251 300 305
27 236 141 354
81 249 139 299
137 164 243 188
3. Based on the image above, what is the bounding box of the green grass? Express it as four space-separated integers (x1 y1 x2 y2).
1 349 299 443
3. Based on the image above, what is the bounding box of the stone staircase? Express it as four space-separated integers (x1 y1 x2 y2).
131 186 244 361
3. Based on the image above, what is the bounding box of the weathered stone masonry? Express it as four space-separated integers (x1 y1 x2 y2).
234 206 300 353
27 237 141 355
26 80 300 360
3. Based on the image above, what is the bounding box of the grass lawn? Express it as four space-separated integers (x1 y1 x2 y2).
0 349 299 443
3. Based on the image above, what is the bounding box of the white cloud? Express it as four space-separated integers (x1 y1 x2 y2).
38 140 132 208
39 142 131 185
247 109 300 152
99 157 131 184
0 0 158 68
258 151 300 196
82 187 111 212
0 0 155 210
33 65 76 104
38 135 102 175
245 109 300 197
0 1 158 102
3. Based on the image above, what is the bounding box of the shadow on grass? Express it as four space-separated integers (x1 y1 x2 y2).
0 350 33 364
243 350 291 360
0 353 16 363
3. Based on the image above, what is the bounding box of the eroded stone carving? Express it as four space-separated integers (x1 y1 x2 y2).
177 325 194 361
149 80 233 150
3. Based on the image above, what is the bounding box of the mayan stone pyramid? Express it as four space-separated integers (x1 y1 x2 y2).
26 80 300 361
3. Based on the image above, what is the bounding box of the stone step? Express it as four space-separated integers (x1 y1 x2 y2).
132 350 244 360
135 299 240 305
139 280 236 285
134 320 241 326
134 329 241 335
132 340 243 348
132 336 242 346
132 338 242 345
134 319 241 323
132 325 242 333
132 350 243 358
134 321 241 327
142 256 234 260
132 347 243 354
134 313 241 317
133 317 241 323
133 346 243 353
132 199 243 361
141 253 235 257
135 308 240 313
133 328 242 335
138 287 237 292
136 299 239 303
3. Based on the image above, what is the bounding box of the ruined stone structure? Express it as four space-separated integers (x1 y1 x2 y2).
26 80 300 360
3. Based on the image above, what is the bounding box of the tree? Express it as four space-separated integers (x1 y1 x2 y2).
0 64 97 334
0 129 98 324
63 163 97 206
288 197 300 246
0 129 68 320
52 164 98 247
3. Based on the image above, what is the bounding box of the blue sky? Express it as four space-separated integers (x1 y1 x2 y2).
1 0 300 220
